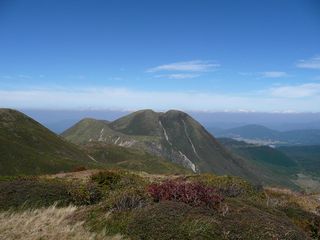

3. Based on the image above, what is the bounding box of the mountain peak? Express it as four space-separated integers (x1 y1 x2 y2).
0 108 28 121
63 109 258 181
164 109 189 119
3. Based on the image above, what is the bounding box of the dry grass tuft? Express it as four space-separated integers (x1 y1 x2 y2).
0 205 123 240
265 187 320 213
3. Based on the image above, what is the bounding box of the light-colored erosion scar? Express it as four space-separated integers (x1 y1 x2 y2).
182 119 200 159
159 120 172 146
118 140 136 147
87 155 98 162
114 136 120 144
98 128 104 141
178 150 196 173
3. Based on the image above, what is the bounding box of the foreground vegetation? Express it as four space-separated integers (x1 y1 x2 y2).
0 169 319 240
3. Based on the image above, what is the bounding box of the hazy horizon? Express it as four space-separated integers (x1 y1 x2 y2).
19 108 320 133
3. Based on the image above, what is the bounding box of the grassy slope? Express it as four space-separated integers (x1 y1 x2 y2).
0 109 96 176
218 138 301 189
61 118 116 144
279 145 320 177
0 170 318 239
83 143 192 174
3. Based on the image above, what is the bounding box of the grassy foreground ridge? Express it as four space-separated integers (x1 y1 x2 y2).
0 169 319 240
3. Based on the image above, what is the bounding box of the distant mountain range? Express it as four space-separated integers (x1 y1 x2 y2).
210 124 320 146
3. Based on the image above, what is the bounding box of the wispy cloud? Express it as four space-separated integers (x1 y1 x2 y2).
147 60 219 73
270 83 320 98
1 84 319 112
68 75 86 80
239 71 290 78
17 74 32 79
155 73 200 79
296 56 320 69
1 74 32 80
259 71 289 78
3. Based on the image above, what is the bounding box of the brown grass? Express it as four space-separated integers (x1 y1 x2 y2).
265 187 320 214
0 205 123 240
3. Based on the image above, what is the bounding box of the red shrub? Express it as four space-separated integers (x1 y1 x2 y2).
71 166 87 172
147 180 224 208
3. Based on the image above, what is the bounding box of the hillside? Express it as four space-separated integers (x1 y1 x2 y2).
82 142 191 175
212 124 320 146
0 109 95 176
218 138 300 189
279 145 320 177
62 109 260 183
0 169 319 239
0 109 193 176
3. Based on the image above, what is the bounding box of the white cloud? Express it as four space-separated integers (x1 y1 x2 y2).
259 71 289 78
0 85 320 112
147 60 219 73
270 83 320 98
17 74 32 79
296 56 320 69
155 73 200 79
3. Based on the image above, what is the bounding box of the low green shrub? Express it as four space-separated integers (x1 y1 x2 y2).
68 182 102 205
0 177 72 209
91 170 147 192
0 177 104 210
71 166 87 172
105 188 149 211
282 206 320 239
126 201 221 240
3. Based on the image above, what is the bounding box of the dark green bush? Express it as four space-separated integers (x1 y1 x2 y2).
127 201 221 240
68 182 102 205
91 170 147 192
91 171 121 190
106 188 149 211
282 206 320 239
0 177 104 210
0 177 72 209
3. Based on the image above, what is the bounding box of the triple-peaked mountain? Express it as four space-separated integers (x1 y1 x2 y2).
62 109 259 181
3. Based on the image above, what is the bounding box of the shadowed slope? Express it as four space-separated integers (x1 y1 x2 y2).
0 109 94 175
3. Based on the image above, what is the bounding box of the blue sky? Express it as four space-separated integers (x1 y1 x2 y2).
0 0 320 112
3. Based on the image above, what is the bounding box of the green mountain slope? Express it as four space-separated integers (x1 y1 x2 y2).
278 145 320 177
62 109 260 183
0 109 95 176
83 142 191 174
217 138 300 189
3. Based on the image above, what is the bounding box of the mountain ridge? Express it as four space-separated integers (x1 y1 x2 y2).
62 109 261 183
0 108 96 175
